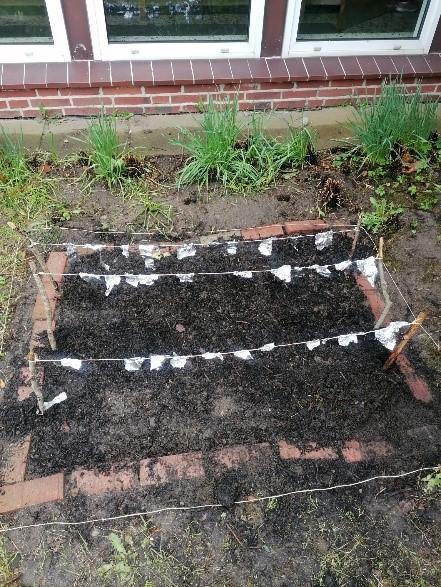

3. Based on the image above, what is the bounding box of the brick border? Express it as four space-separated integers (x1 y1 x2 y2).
0 220 432 515
1 55 441 117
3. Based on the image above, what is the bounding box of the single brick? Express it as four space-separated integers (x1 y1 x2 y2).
140 451 204 486
396 355 432 403
32 277 58 321
30 319 47 350
279 440 337 460
20 366 44 385
341 440 363 463
241 224 284 240
213 443 271 470
355 274 387 323
17 386 32 401
1 434 31 484
278 440 301 459
284 220 328 234
0 473 64 514
46 252 67 284
70 466 137 496
342 440 393 463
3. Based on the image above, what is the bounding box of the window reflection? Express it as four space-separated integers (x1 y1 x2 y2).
103 0 251 42
0 0 53 44
297 0 430 39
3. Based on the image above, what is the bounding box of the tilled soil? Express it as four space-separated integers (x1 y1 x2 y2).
2 232 439 480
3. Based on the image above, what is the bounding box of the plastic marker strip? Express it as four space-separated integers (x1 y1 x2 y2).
34 321 411 372
38 256 376 295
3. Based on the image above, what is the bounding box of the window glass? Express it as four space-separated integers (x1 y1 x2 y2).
103 0 251 43
0 0 53 44
297 0 430 40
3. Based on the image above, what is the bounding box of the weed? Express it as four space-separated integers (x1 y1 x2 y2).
422 467 441 492
360 197 404 233
266 497 278 511
83 115 127 188
174 97 312 192
417 191 439 211
348 80 437 166
0 534 18 585
122 178 173 234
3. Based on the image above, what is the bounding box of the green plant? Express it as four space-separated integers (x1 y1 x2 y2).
84 115 127 188
174 97 313 192
361 197 404 233
348 81 437 166
422 468 441 492
0 534 18 585
122 179 172 233
417 192 439 211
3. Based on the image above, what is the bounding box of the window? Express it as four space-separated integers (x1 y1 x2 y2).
0 0 70 62
284 0 441 55
86 0 264 59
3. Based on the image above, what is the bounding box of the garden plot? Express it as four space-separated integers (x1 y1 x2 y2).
2 229 438 489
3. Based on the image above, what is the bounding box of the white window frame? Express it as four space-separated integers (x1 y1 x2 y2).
0 0 70 63
85 0 264 60
283 0 441 56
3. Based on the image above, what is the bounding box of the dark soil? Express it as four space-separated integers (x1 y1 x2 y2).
2 233 440 482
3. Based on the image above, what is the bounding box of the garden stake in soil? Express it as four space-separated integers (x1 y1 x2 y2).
28 352 45 415
384 311 427 369
375 237 391 329
29 260 57 351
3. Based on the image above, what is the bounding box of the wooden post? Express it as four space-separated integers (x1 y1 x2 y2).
384 312 427 370
28 352 45 414
29 260 57 351
375 237 391 329
349 219 361 261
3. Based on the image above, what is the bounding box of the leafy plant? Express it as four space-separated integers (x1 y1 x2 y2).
360 197 404 233
423 468 441 492
84 115 127 188
174 97 313 192
348 81 437 166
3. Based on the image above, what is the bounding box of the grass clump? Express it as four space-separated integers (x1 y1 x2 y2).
174 97 313 192
348 80 437 166
361 196 404 233
84 115 127 188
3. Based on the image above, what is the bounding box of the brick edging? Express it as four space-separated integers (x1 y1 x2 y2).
1 437 396 513
2 55 441 91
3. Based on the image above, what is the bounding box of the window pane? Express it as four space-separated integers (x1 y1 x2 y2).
0 0 53 44
297 0 430 40
103 0 251 43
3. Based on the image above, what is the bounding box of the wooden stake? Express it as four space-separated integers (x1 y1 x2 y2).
28 352 45 414
349 218 361 260
29 260 57 351
375 237 392 329
384 311 427 370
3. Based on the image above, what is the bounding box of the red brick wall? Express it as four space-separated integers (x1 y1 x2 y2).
0 56 440 118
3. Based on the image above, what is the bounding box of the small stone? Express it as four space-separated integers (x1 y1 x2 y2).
175 323 186 333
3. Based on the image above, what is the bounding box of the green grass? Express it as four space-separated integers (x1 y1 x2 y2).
83 115 127 188
122 178 173 234
360 196 404 234
0 534 18 585
0 130 72 356
348 80 438 166
174 97 313 192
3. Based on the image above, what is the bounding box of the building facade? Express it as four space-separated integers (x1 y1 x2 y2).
0 0 440 118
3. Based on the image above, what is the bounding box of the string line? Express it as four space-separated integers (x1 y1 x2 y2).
0 466 435 534
27 223 359 236
32 321 412 364
28 227 355 250
33 255 374 279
